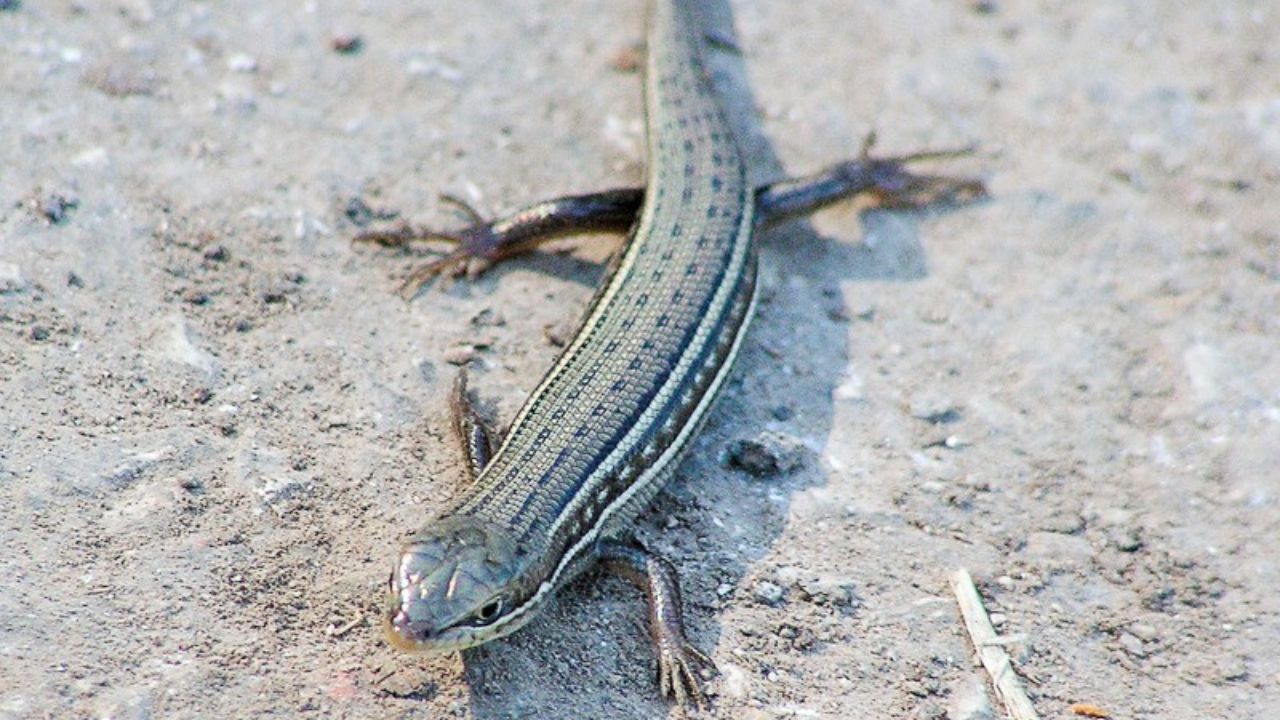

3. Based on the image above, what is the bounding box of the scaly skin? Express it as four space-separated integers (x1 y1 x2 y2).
378 0 985 707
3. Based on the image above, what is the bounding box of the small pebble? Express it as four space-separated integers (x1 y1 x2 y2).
919 304 950 324
543 318 576 347
331 34 364 55
1128 623 1158 642
1040 512 1085 535
443 344 477 365
470 308 506 327
753 580 785 606
903 680 930 698
609 44 644 73
723 430 806 477
1118 632 1146 658
227 53 258 72
345 198 371 227
203 245 229 262
794 577 860 611
0 263 27 293
31 190 78 224
1110 526 1143 552
920 702 950 720
43 194 76 223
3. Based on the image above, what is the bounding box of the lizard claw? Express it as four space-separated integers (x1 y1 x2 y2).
656 639 716 711
354 220 505 297
351 191 509 297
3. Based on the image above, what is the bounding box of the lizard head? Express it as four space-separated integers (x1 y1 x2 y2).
383 515 531 652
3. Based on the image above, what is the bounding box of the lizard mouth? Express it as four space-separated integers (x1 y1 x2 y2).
382 605 481 654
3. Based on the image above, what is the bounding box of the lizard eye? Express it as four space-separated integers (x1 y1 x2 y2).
472 597 504 625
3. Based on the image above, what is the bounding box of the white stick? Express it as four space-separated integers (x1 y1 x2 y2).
950 568 1041 720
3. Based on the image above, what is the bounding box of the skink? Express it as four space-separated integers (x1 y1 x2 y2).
370 0 983 706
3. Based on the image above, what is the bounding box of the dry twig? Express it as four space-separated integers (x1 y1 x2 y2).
950 568 1041 720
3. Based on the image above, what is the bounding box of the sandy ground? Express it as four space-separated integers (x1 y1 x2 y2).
2 1 1278 718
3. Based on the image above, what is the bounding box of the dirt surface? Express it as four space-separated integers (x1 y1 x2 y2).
2 1 1277 718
